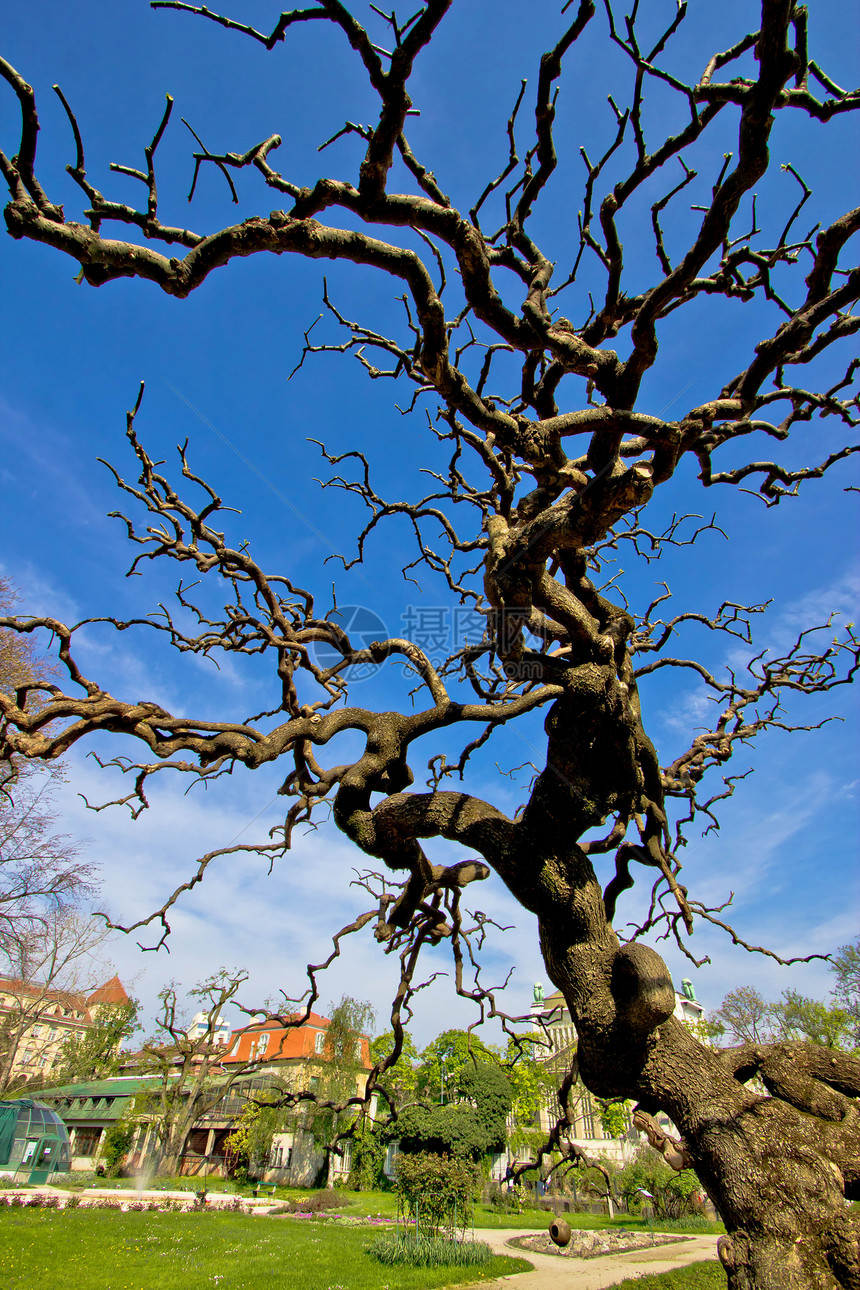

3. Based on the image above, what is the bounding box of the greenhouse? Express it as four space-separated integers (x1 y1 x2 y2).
0 1099 71 1184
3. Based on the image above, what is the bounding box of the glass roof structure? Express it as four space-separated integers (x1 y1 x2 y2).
0 1099 71 1182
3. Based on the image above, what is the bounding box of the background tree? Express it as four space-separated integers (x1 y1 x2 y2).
393 1061 512 1162
614 1144 704 1222
504 1035 558 1130
1 4 859 1287
136 967 254 1177
303 995 374 1185
831 939 860 1050
223 1084 295 1182
99 1115 139 1178
0 908 117 1094
713 941 860 1052
0 580 94 954
50 995 141 1086
416 1030 500 1104
369 1027 419 1106
711 985 779 1045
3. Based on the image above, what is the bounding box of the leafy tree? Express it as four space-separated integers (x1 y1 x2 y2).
504 1036 558 1129
831 938 860 1050
369 1028 419 1106
394 1061 511 1160
100 1115 138 1177
597 1098 630 1139
1 6 859 1286
347 1113 389 1191
51 997 141 1086
223 1084 295 1181
615 1145 703 1222
416 1030 500 1104
711 985 778 1045
304 995 374 1183
776 989 855 1051
714 947 860 1052
458 1063 512 1150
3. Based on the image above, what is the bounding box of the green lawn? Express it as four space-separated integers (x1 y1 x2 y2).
606 1263 725 1289
0 1209 532 1290
53 1179 723 1234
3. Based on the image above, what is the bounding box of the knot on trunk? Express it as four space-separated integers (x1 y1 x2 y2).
611 942 675 1035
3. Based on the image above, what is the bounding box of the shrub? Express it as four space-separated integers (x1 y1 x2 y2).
615 1147 703 1221
285 1188 348 1213
484 1181 543 1214
372 1232 493 1268
99 1120 137 1177
347 1120 387 1191
395 1152 479 1237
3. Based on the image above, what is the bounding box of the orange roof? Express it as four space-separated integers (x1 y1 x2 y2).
0 973 129 1027
222 1011 371 1068
87 976 130 1007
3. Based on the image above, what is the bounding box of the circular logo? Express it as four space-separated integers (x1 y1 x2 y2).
309 605 388 683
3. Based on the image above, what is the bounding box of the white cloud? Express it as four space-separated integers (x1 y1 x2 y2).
48 754 544 1047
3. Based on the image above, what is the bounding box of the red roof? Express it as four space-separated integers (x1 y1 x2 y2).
87 976 130 1007
222 1011 371 1068
0 974 130 1029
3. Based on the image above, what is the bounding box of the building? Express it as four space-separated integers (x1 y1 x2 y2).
0 1098 72 1184
222 1010 373 1186
36 1075 162 1171
223 1010 370 1073
36 1006 373 1182
0 974 130 1091
674 978 706 1030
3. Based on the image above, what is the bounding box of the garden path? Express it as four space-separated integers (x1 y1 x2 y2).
471 1227 719 1288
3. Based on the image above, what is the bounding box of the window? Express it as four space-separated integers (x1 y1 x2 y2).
48 1028 58 1041
354 1040 362 1061
73 1128 101 1158
257 1032 269 1054
314 1031 325 1054
32 1025 43 1038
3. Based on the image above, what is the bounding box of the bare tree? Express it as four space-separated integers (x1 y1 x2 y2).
0 907 116 1094
136 968 256 1177
1 5 858 1286
0 581 94 951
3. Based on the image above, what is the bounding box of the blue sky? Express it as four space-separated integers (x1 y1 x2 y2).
1 1 858 1045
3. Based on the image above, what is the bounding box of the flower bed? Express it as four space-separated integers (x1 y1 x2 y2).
510 1228 692 1259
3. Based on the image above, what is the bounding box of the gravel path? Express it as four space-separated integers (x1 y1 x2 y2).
472 1226 720 1289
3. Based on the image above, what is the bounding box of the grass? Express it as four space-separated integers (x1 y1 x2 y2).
471 1204 722 1234
605 1262 725 1289
373 1232 494 1268
55 1178 723 1233
0 1208 532 1290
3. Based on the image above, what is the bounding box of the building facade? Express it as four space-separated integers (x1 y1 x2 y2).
36 1006 372 1181
0 974 130 1091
